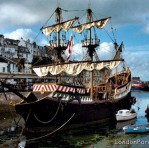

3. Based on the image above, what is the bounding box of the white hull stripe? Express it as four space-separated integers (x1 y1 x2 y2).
115 82 131 99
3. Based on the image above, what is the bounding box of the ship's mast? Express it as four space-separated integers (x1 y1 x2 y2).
41 5 78 84
55 7 61 84
81 5 100 99
71 3 111 98
87 8 93 60
87 8 94 99
55 7 62 62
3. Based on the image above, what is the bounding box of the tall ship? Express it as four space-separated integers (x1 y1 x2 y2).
1 4 135 132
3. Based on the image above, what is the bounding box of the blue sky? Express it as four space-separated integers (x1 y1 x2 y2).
0 0 149 81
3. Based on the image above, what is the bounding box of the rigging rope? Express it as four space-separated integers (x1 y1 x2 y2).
61 8 85 12
19 110 31 137
42 11 55 28
25 109 31 123
32 11 55 42
33 99 62 124
110 19 117 44
92 12 115 43
103 28 115 43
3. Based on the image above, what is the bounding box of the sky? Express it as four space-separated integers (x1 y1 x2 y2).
0 0 149 81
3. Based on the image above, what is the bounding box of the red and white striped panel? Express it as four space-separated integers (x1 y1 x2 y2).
57 86 85 94
77 88 86 94
33 84 58 92
57 86 75 93
33 84 86 94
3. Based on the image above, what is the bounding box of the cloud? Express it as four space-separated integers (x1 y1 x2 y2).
0 0 57 29
65 43 86 61
123 45 149 80
67 42 115 61
0 4 40 28
1 0 149 29
145 24 149 34
4 28 36 41
97 42 115 60
39 39 49 46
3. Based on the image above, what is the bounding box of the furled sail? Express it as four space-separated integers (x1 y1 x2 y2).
33 60 121 77
113 42 123 60
72 17 110 34
41 17 78 36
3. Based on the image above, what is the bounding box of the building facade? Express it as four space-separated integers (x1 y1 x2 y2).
0 34 49 90
0 35 48 74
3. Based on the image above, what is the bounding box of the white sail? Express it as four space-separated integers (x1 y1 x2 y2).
72 17 110 34
41 17 78 36
33 61 120 77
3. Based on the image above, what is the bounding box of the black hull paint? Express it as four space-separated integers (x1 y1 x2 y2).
15 92 133 132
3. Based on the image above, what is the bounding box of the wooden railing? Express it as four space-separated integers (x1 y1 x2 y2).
93 85 108 92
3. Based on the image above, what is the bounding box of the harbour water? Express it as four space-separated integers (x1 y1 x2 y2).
0 91 149 148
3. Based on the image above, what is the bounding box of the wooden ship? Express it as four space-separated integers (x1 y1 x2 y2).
1 3 135 132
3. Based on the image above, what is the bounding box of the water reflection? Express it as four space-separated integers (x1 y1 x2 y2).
116 118 136 130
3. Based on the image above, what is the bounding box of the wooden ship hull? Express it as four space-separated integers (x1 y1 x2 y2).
14 70 135 132
15 92 133 132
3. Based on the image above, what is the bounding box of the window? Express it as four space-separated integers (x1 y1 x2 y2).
2 67 5 72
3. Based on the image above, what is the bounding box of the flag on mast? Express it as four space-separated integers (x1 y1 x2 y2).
66 35 73 62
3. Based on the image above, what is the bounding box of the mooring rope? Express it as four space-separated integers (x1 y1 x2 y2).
33 99 62 124
13 116 22 127
26 113 75 142
25 109 31 123
19 109 32 137
0 112 75 145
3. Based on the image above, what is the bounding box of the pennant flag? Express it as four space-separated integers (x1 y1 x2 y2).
66 35 73 62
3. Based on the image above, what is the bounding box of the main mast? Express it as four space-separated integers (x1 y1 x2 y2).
56 7 61 50
85 8 100 99
88 8 93 99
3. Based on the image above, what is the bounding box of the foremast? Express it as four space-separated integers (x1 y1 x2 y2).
41 7 78 63
55 7 61 62
41 7 78 84
55 7 62 84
